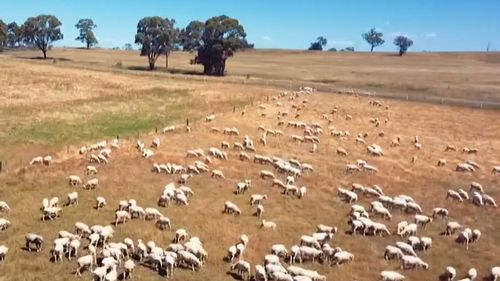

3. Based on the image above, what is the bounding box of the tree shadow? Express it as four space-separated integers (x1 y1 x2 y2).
124 65 204 76
16 56 73 61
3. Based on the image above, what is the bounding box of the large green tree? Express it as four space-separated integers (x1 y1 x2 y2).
179 20 204 51
187 15 249 76
308 36 327 51
362 28 385 52
6 22 22 48
393 35 413 56
0 20 6 50
135 17 178 70
22 15 63 58
75 18 98 49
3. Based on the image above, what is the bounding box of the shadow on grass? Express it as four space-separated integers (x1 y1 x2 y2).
16 56 73 61
124 65 204 76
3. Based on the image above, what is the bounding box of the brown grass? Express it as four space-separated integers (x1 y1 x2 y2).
4 48 500 102
0 49 499 281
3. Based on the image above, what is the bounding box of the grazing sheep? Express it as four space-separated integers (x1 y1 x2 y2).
261 220 276 230
444 266 456 281
332 251 354 265
384 246 403 260
25 233 44 252
83 178 99 190
437 159 447 166
250 194 268 205
381 271 405 281
470 182 484 193
68 175 82 186
260 170 275 179
0 245 8 262
86 165 97 175
432 207 449 218
75 255 94 276
445 221 462 235
230 260 251 280
492 166 500 176
337 147 348 156
456 163 475 173
482 194 497 207
0 201 10 213
224 201 242 215
67 192 78 206
446 190 463 202
491 267 500 281
0 218 11 231
95 197 106 210
211 169 226 180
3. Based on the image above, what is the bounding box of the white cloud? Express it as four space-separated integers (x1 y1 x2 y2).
424 33 437 38
262 35 272 41
385 21 391 25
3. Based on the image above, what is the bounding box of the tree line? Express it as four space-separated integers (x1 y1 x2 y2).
0 14 252 76
309 28 414 56
0 15 416 77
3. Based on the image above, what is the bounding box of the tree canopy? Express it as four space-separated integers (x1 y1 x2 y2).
75 18 98 49
135 16 178 70
22 15 63 58
6 22 22 48
0 20 6 50
362 28 385 52
179 20 204 51
308 36 328 51
393 35 413 56
123 43 133 50
186 15 249 76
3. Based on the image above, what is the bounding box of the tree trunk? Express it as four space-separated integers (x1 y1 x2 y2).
165 53 169 69
399 49 404 56
149 62 155 70
42 49 47 59
371 45 374 52
87 41 90 49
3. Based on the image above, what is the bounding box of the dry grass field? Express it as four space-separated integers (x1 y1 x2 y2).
0 49 499 281
5 48 500 103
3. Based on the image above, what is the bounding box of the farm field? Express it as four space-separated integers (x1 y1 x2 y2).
0 50 499 281
5 48 500 103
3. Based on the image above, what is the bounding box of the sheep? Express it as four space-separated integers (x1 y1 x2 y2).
224 201 242 215
446 190 463 202
444 266 457 281
255 265 267 281
230 260 251 280
300 235 321 249
414 215 432 228
432 207 449 219
178 250 202 271
271 244 288 258
115 210 131 225
468 268 478 280
75 254 94 276
0 219 10 231
260 170 275 179
395 242 417 257
30 156 43 165
25 233 44 252
270 271 294 281
384 246 403 260
83 178 99 190
470 182 484 193
48 197 59 207
482 194 498 207
332 251 354 265
250 194 268 205
41 207 62 221
236 180 252 194
456 163 475 172
298 186 307 198
86 165 98 175
68 239 81 260
458 189 469 200
67 191 79 206
175 229 188 243
145 208 163 221
211 169 226 180
381 271 405 281
491 267 500 281
205 114 215 122
0 201 10 213
261 220 276 230
68 175 82 186
400 223 418 238
221 141 231 149
373 205 392 220
95 196 106 210
367 144 384 156
337 147 348 156
297 246 322 263
445 221 462 235
492 166 500 176
402 255 429 270
472 192 484 206
437 159 447 166
152 137 160 148
255 204 264 218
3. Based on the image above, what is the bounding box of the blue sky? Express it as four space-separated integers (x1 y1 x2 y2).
1 0 499 51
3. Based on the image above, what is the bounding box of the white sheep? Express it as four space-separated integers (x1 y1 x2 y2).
250 194 268 205
83 178 99 190
492 166 500 176
224 201 242 215
211 169 226 180
0 218 10 231
381 271 405 281
95 197 106 210
260 170 275 180
414 215 432 228
230 260 251 280
86 165 97 175
445 221 462 235
115 210 131 225
75 254 94 276
384 245 403 260
68 175 82 186
67 191 78 206
261 220 276 230
491 267 500 281
444 266 457 281
332 250 354 265
432 207 449 218
0 201 10 213
446 190 463 202
482 194 497 207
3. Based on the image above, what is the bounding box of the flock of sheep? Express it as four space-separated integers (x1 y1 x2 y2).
0 86 499 281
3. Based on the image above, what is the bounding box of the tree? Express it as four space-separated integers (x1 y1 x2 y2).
6 22 22 48
393 35 413 56
0 20 6 50
123 43 133 50
179 20 204 51
190 15 249 76
345 46 355 52
328 47 337 52
22 15 63 58
308 36 327 51
135 17 178 70
362 28 384 52
75 18 97 49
